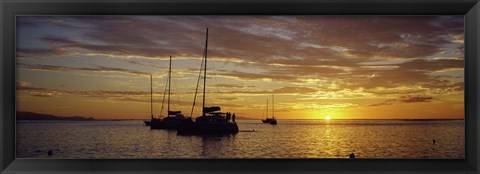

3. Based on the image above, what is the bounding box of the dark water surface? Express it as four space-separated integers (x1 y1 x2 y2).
16 119 464 158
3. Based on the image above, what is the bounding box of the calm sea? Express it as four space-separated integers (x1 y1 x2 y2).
16 119 464 159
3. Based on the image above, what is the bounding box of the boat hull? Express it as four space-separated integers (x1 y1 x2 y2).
149 118 165 129
269 120 277 125
262 118 273 123
177 119 239 135
150 117 190 130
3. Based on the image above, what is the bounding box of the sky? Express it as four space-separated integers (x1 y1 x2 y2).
16 16 464 120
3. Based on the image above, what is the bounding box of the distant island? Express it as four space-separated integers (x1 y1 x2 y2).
16 111 95 121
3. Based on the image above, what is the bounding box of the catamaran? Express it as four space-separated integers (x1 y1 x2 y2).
150 56 188 130
177 28 239 135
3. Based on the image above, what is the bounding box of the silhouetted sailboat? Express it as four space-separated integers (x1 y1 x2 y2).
177 28 239 135
261 94 277 124
151 56 188 130
261 98 273 123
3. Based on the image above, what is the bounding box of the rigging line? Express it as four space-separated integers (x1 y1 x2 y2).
272 93 275 119
170 55 182 112
150 74 153 119
168 56 172 114
174 80 182 111
190 46 206 117
209 57 223 108
262 98 266 118
159 74 169 118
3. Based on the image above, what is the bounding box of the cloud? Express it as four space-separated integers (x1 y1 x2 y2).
16 16 464 106
368 95 434 107
17 63 153 76
273 86 317 94
30 92 59 97
17 16 464 63
214 84 255 88
289 102 358 110
69 90 150 97
217 97 238 101
367 102 393 107
16 81 47 91
16 81 30 88
17 48 69 59
399 59 464 72
400 95 433 103
218 70 298 82
16 80 153 99
41 37 78 45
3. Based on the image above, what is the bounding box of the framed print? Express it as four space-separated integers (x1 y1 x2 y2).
1 0 480 173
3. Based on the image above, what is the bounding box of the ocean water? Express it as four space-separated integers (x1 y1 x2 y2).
16 119 464 159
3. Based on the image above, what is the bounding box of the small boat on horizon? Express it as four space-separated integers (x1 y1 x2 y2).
177 28 239 135
261 98 273 123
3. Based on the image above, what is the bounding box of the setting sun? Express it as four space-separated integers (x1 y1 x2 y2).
325 116 331 120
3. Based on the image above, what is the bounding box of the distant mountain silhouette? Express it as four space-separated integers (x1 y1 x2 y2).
16 111 95 121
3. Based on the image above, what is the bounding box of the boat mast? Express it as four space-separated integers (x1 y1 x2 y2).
266 99 268 119
159 76 168 117
202 28 209 117
168 55 172 115
150 74 153 119
272 93 275 119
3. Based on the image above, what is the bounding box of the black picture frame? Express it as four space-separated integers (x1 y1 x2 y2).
1 0 479 173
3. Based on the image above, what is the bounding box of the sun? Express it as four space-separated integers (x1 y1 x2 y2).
325 116 331 120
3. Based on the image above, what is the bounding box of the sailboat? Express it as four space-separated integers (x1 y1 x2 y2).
261 94 278 124
146 74 163 127
269 93 277 125
151 56 188 130
177 28 239 135
145 75 162 126
261 99 273 123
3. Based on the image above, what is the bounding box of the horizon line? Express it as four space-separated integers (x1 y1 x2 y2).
16 111 464 121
